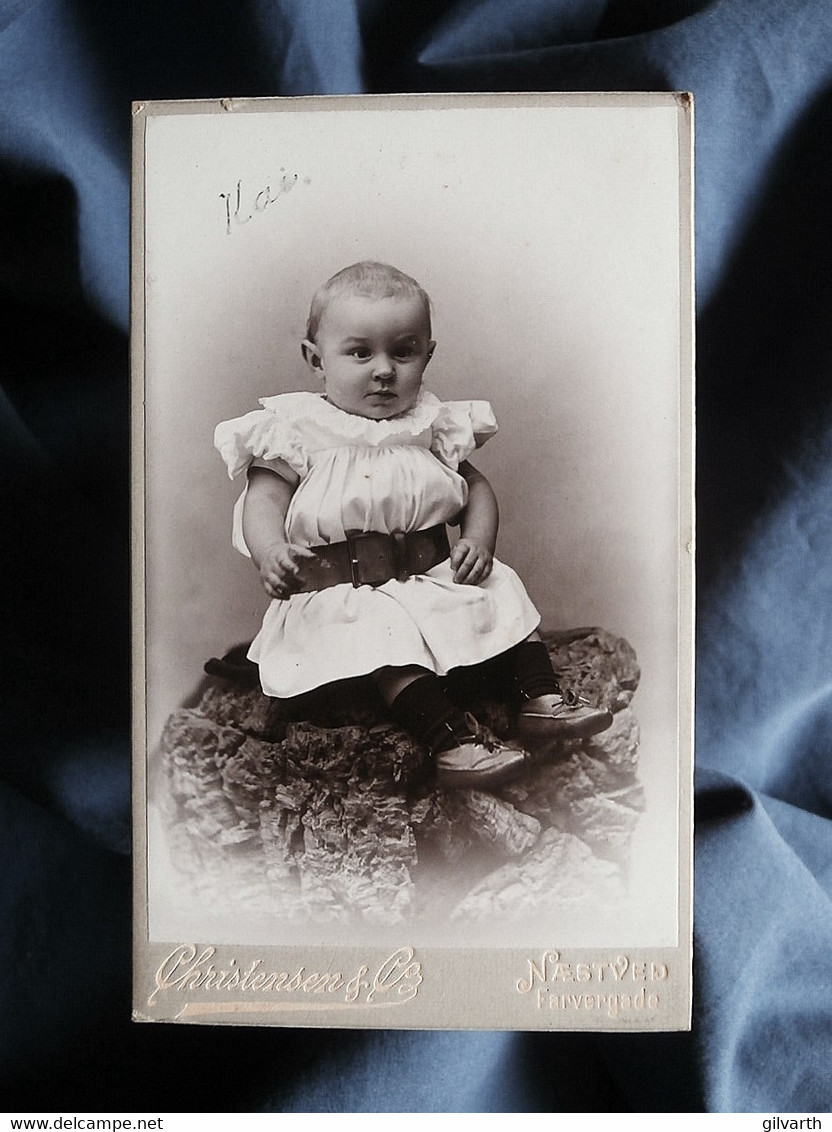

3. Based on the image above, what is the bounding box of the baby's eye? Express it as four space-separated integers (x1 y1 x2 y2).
394 345 416 360
349 347 372 359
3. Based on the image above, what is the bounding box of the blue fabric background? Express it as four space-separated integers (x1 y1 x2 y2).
2 0 831 1113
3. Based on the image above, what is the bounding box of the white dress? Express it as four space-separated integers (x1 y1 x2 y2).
215 389 540 698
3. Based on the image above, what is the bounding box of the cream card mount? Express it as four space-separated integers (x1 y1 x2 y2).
132 92 694 1030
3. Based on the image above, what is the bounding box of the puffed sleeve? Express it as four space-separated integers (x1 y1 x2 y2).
214 405 307 485
430 400 498 469
214 398 310 557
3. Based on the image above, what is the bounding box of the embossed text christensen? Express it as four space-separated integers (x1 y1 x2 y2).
148 944 422 1010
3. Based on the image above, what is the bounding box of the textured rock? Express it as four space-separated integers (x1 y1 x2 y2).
500 707 643 862
452 827 624 921
156 628 644 925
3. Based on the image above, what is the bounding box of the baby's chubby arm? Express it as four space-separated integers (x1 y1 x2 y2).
242 467 315 599
452 460 498 585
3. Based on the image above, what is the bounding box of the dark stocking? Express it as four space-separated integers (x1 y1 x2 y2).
388 673 472 753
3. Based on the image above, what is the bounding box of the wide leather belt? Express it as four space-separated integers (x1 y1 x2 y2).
295 525 450 592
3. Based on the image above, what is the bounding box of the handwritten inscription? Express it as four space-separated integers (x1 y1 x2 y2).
149 944 422 1010
220 174 305 236
517 950 667 1018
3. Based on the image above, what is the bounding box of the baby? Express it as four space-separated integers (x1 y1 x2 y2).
215 262 612 790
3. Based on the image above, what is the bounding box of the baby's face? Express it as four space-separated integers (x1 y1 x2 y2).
303 293 434 420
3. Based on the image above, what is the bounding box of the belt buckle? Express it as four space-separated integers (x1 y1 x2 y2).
345 530 405 587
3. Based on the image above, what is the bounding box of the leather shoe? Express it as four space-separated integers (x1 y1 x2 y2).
434 714 533 790
517 689 613 744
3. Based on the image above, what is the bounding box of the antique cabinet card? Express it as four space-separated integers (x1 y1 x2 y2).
132 93 693 1030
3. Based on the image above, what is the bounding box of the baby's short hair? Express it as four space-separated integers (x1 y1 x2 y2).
306 262 431 341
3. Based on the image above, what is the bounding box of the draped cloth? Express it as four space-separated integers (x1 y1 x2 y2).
2 0 831 1113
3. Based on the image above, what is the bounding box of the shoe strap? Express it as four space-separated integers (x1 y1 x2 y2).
432 712 498 755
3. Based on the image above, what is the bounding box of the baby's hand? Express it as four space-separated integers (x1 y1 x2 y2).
259 542 316 600
451 538 493 585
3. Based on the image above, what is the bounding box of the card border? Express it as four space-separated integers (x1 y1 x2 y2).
131 90 694 1031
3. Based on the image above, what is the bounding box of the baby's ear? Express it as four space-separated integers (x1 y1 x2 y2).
301 339 323 372
427 340 436 363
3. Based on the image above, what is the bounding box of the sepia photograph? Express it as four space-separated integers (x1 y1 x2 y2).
132 92 693 1029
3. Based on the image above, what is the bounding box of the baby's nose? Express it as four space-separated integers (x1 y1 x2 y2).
373 355 395 378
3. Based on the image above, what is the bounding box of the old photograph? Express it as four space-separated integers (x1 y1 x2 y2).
132 93 693 1029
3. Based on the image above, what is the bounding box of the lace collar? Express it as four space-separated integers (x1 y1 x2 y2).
259 389 442 441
